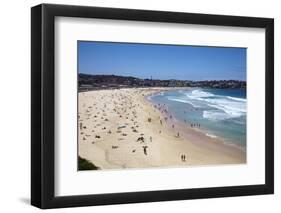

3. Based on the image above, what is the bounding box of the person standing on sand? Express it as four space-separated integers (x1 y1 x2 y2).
143 146 148 155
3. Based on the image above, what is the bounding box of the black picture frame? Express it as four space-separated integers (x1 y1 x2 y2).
31 3 274 209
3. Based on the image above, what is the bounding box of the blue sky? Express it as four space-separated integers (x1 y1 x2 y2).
78 41 246 81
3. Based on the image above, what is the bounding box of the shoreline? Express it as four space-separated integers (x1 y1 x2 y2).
78 87 246 170
145 89 246 153
143 89 246 161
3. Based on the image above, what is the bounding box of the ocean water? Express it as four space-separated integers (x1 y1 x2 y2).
149 88 246 147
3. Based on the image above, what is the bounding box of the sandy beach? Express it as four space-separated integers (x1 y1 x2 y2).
78 88 246 170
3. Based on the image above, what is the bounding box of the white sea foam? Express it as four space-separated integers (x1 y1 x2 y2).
203 99 246 121
206 133 217 138
206 97 246 115
191 89 214 98
167 97 200 108
203 110 233 121
167 89 246 121
186 89 214 99
227 96 246 102
187 89 247 120
169 89 214 107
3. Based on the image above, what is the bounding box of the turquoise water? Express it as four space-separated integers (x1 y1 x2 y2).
149 88 246 147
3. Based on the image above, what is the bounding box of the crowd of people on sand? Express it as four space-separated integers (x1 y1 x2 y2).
80 89 192 166
80 90 157 159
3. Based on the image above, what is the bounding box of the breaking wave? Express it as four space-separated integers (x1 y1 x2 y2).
168 89 246 121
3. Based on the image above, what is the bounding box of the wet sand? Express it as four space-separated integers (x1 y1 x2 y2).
78 88 246 170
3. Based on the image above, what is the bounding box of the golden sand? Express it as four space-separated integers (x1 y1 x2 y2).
78 88 246 170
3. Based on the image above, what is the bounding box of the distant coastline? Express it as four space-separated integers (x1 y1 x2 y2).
78 73 246 92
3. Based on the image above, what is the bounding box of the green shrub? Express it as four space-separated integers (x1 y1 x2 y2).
78 156 100 170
